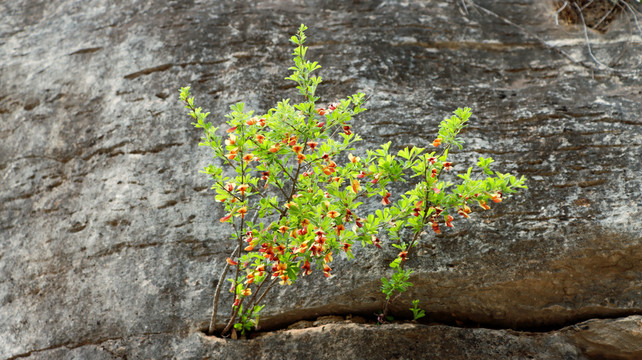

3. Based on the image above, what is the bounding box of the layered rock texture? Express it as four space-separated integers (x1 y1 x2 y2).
1 0 641 359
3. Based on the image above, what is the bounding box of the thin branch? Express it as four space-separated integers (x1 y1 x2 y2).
208 244 240 335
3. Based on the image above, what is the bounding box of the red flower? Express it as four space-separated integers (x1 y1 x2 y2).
491 192 503 203
292 144 303 153
443 162 452 171
261 171 270 180
243 153 254 162
246 117 258 126
372 236 382 249
446 215 454 228
479 201 490 210
233 298 240 307
431 168 438 178
428 157 436 165
431 222 441 234
259 118 266 126
301 260 312 276
220 213 232 223
342 243 351 252
307 141 318 150
237 207 248 218
356 171 366 179
336 224 345 235
382 192 391 206
323 263 332 278
343 125 352 135
432 138 442 147
297 153 306 164
316 121 325 128
256 134 265 144
398 251 408 261
227 126 237 133
413 201 423 217
226 257 238 266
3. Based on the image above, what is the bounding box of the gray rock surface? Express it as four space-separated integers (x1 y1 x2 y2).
1 0 641 359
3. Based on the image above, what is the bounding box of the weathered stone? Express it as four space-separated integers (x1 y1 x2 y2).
1 0 641 358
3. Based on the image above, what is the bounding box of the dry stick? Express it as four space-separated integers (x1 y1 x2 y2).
573 2 612 70
555 1 570 26
465 0 641 75
590 2 617 30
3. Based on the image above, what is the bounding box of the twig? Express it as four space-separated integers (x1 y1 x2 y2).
464 0 640 75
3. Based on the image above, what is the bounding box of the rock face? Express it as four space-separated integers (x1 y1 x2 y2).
1 0 640 359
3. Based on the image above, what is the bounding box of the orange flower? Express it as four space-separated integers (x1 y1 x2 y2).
226 153 237 160
278 225 289 234
491 192 503 203
292 144 303 153
256 134 265 144
332 177 342 183
237 184 249 195
307 141 318 150
348 153 360 164
322 166 335 175
220 213 232 223
227 126 237 133
343 125 352 135
237 207 248 218
446 215 454 228
269 143 281 153
243 153 254 162
351 179 362 193
246 273 255 284
336 224 345 235
317 108 327 116
226 257 238 266
259 118 266 126
327 210 339 219
225 134 237 146
479 201 490 210
241 288 251 296
244 244 254 251
297 153 306 164
432 138 442 147
246 117 258 126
